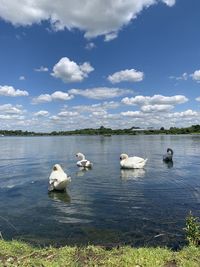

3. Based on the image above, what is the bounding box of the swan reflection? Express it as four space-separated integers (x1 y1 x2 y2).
120 169 146 180
163 160 173 169
48 190 71 203
76 167 91 177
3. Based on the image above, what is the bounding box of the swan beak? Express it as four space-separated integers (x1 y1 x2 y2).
53 166 57 171
120 157 122 160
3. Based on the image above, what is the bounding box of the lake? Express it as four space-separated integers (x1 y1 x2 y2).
0 135 199 249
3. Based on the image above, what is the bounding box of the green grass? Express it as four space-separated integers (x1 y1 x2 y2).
0 240 200 267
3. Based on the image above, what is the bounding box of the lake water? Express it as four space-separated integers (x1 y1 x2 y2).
0 135 200 248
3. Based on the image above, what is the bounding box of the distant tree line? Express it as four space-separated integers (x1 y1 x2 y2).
1 125 200 136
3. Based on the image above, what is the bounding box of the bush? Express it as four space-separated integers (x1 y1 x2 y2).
184 211 200 246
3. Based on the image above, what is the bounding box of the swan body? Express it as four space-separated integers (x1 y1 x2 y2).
76 153 93 168
120 153 148 169
48 164 71 191
163 148 173 162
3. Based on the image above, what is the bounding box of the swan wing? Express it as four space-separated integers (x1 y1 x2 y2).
121 157 148 169
130 156 146 163
49 170 67 183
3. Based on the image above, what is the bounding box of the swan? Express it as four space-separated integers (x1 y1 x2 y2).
163 148 173 162
76 153 93 168
48 164 71 192
120 153 148 169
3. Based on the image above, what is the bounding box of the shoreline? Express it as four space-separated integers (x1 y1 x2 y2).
0 239 199 266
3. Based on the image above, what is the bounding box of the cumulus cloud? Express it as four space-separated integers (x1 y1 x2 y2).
108 69 144 83
0 85 29 97
0 1 176 40
34 110 49 117
168 109 198 118
51 91 73 101
58 111 79 117
32 94 52 104
0 105 31 130
191 70 200 82
121 111 143 117
122 94 188 106
32 91 73 104
51 57 94 83
0 104 25 115
34 66 49 72
141 104 174 113
69 87 132 100
73 101 120 113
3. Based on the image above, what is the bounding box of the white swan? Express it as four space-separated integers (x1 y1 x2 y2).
48 164 71 192
76 152 93 168
120 153 148 169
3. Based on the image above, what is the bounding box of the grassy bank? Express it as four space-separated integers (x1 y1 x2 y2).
0 240 200 267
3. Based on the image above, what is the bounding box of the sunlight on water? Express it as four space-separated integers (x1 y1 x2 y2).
0 135 200 248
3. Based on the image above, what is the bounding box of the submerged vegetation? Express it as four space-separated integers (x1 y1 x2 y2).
1 124 200 136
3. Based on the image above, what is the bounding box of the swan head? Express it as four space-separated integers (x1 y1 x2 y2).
167 148 173 155
76 152 85 160
53 164 64 172
120 153 129 161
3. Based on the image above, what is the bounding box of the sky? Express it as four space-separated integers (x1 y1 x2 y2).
0 0 200 132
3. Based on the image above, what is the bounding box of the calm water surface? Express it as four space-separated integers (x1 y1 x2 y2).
0 135 200 248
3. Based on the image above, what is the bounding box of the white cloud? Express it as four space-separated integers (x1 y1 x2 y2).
108 69 144 83
0 104 24 115
32 91 73 104
0 85 29 97
34 66 49 72
196 97 200 102
58 111 79 117
91 110 108 117
162 0 176 7
141 104 174 113
104 32 118 42
69 87 132 100
32 94 52 104
191 70 200 82
121 111 143 117
168 109 198 118
169 72 188 81
51 57 94 83
122 94 188 106
51 91 74 101
0 1 176 40
19 76 25 80
73 101 120 113
34 110 49 117
85 42 96 50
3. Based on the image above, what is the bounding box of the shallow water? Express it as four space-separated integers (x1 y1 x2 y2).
0 135 199 248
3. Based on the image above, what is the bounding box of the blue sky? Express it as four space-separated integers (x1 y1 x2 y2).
0 0 200 131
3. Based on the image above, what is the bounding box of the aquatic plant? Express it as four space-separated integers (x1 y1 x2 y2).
184 211 200 246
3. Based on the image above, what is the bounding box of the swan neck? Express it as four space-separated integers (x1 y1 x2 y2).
167 148 173 155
